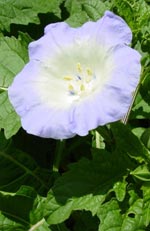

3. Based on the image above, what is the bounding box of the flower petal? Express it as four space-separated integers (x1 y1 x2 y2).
8 11 141 139
29 22 76 64
8 61 76 139
21 105 76 139
76 11 132 47
68 45 141 136
28 11 132 65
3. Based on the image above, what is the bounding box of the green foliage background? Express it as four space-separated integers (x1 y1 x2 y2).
0 0 150 230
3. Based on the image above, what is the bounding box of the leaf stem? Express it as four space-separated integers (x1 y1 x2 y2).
29 218 45 231
53 140 65 172
0 86 8 91
95 131 101 149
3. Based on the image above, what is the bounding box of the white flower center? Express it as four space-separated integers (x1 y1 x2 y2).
35 41 115 109
63 63 96 100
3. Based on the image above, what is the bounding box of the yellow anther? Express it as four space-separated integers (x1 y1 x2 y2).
87 68 92 76
64 76 73 81
80 84 85 91
68 84 74 91
77 63 82 73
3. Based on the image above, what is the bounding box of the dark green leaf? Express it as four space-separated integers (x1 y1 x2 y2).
0 132 51 194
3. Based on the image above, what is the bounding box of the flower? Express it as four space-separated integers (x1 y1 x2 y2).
8 11 141 139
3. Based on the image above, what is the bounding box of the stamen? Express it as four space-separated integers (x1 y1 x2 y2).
80 84 85 91
64 76 73 81
77 63 82 73
68 84 75 95
63 63 96 98
86 68 92 76
68 84 74 91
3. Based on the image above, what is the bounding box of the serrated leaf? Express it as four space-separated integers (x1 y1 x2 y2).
0 0 63 32
121 199 145 231
44 147 136 225
112 0 150 39
97 198 146 231
65 0 111 27
82 0 111 21
0 35 30 138
45 192 103 225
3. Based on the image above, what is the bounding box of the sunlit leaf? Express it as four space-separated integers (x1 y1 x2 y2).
0 0 63 32
0 34 30 138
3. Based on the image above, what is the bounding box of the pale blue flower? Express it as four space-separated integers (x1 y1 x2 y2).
8 11 141 139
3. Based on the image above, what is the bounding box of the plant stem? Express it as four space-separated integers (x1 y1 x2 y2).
122 83 140 124
53 140 65 172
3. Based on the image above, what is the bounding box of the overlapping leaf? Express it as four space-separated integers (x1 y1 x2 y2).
0 0 150 230
0 0 63 32
0 186 51 231
0 132 51 194
65 0 111 27
44 145 136 225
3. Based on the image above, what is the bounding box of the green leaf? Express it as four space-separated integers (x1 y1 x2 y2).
111 0 150 44
45 192 103 225
97 198 146 231
0 186 51 231
132 127 145 140
131 165 150 182
97 200 122 231
28 219 51 231
0 132 51 194
30 195 47 226
131 51 150 119
65 0 111 27
0 186 36 228
113 179 127 202
81 0 111 21
141 183 150 227
0 0 63 32
121 198 145 231
141 128 150 149
44 147 136 225
131 93 150 119
0 34 30 138
110 122 150 164
0 92 21 138
0 211 25 231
